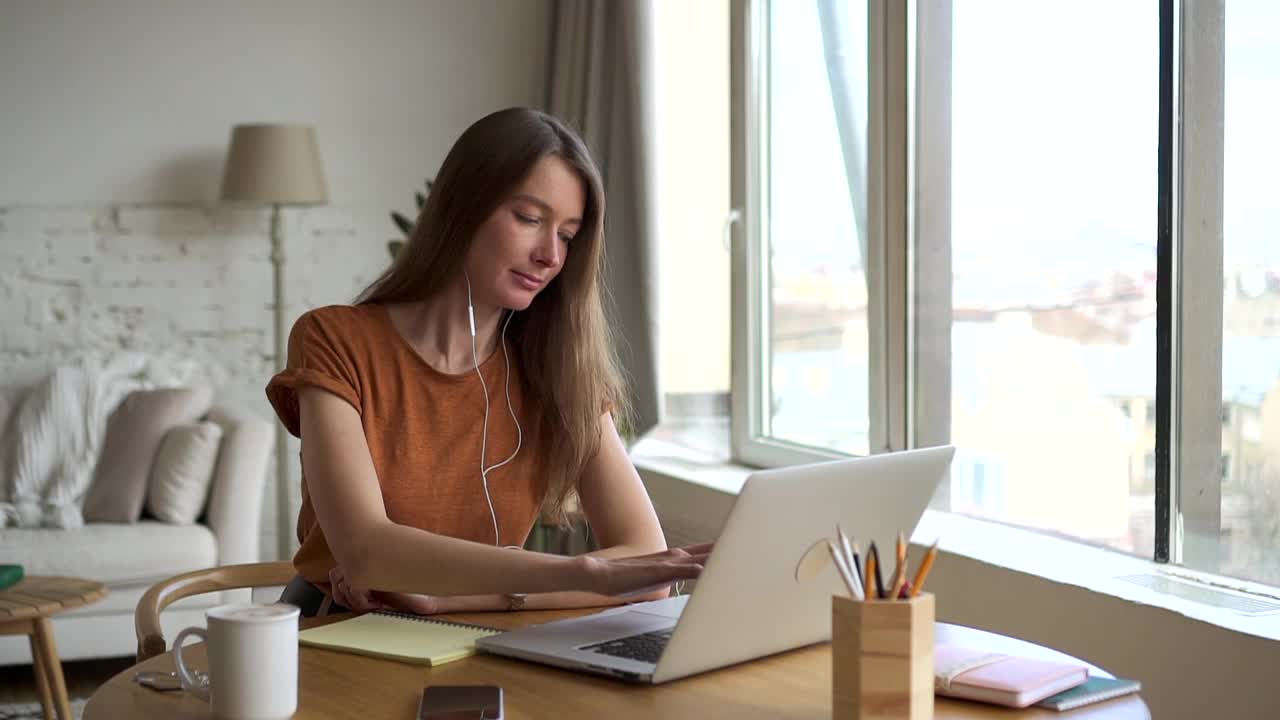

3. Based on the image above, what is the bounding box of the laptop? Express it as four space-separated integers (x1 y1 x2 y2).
477 445 955 684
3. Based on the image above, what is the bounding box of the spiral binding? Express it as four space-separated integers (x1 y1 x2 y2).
372 609 498 633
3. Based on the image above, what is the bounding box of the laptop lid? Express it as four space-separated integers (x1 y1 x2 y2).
650 445 954 683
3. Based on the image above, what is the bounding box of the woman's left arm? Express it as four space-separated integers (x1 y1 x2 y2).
363 413 680 614
499 411 674 608
571 411 669 558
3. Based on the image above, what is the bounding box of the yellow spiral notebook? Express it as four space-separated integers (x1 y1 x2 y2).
298 610 499 667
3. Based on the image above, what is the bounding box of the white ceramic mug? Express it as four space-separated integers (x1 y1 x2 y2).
173 603 300 720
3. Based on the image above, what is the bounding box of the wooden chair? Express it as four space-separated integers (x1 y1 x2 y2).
135 561 296 662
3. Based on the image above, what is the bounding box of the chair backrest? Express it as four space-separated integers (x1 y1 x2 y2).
135 561 296 662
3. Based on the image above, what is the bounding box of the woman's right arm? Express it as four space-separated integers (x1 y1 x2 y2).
298 387 703 597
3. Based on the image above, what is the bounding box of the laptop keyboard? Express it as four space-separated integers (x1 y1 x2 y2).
581 628 673 664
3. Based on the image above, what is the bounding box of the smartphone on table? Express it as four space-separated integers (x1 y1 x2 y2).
417 685 503 720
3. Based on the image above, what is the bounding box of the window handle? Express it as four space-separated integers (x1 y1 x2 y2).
722 208 743 252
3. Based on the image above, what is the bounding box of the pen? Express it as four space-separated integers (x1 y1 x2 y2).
849 540 863 589
827 540 864 600
837 525 861 588
909 541 940 597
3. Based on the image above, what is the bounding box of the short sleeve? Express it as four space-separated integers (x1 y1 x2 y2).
265 310 362 437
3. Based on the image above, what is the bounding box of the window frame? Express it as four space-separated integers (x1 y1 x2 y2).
729 0 909 468
1172 0 1226 571
728 0 1239 579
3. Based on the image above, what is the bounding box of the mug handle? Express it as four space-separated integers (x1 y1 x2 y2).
172 627 212 702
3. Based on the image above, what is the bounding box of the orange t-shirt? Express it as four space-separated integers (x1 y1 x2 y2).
265 303 548 585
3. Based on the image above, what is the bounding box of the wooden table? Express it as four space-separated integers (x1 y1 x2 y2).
0 576 107 720
86 609 1149 719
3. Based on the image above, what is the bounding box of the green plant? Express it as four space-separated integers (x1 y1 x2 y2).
388 179 432 259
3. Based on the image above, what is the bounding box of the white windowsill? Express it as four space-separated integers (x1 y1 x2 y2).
630 435 1280 644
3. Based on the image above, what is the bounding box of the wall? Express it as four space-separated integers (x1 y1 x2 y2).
0 0 551 207
0 0 552 558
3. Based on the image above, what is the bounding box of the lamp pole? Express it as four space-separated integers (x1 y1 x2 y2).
219 123 326 564
270 203 291 562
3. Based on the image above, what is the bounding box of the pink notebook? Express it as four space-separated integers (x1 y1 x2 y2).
933 644 1088 708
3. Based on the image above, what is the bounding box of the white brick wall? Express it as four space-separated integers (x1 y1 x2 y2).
0 204 393 559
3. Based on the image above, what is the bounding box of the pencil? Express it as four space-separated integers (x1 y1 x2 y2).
890 540 911 597
888 532 907 599
909 541 940 597
868 542 886 600
888 561 907 601
865 540 875 597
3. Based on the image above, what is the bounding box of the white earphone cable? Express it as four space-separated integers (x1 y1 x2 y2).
466 275 522 546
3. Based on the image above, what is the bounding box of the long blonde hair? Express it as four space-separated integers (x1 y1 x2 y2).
355 108 627 527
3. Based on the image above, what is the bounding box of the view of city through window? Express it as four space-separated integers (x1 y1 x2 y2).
946 0 1160 561
1219 0 1280 585
654 1 1277 585
766 0 870 456
760 1 1279 584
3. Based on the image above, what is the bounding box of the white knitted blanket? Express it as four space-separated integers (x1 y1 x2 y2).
0 353 197 529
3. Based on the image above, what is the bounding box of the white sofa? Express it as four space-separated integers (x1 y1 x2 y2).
0 399 273 665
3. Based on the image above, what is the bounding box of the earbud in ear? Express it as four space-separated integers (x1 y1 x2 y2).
464 273 477 337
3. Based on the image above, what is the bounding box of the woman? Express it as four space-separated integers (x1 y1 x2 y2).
268 107 707 617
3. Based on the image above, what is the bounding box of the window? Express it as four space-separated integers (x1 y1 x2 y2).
1218 0 1280 584
728 0 1280 588
730 0 881 468
943 0 1156 553
762 0 870 458
734 0 1154 551
950 452 1007 517
652 0 731 457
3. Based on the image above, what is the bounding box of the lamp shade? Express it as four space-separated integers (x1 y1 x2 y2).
219 124 328 205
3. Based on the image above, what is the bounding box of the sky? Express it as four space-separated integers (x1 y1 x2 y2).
766 0 1279 305
764 0 1280 450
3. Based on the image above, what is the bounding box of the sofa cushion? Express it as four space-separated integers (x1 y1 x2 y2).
0 521 218 585
83 386 213 523
146 422 223 524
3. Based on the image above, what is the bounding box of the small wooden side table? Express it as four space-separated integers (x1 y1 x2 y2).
0 576 107 720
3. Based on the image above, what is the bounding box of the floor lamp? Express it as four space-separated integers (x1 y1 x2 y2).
219 124 328 561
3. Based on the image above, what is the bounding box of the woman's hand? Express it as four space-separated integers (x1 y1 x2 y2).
327 566 440 615
327 566 381 612
579 542 712 598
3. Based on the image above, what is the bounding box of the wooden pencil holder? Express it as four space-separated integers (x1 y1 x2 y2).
832 593 934 720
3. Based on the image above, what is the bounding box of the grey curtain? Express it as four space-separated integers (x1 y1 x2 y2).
545 0 662 438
